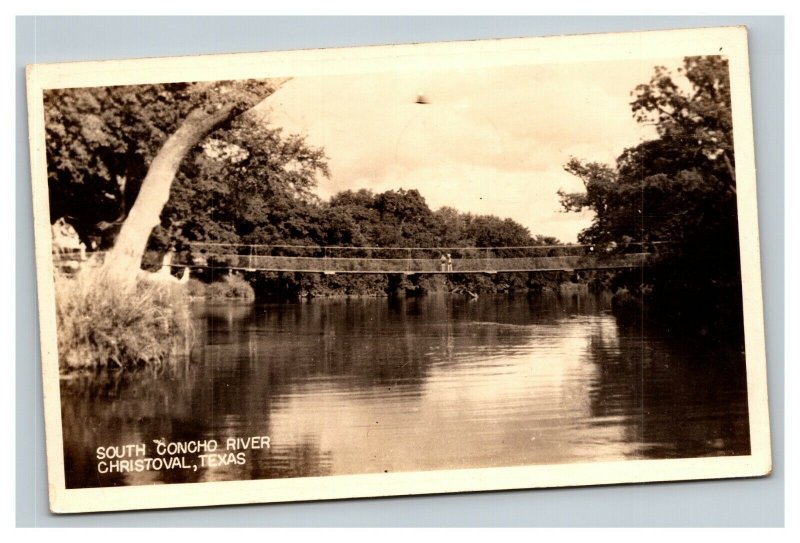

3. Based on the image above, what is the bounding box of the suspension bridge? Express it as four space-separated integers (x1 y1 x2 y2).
54 242 664 275
152 242 663 275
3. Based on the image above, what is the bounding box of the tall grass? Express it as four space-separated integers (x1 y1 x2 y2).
55 269 194 371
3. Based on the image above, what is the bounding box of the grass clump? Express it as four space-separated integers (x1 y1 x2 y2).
55 270 194 371
206 274 256 302
186 277 208 299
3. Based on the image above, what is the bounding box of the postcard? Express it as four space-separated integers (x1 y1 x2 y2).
26 25 771 513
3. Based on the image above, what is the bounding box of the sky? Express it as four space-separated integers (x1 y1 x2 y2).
257 58 674 243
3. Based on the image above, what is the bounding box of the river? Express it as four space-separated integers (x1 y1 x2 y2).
60 291 751 488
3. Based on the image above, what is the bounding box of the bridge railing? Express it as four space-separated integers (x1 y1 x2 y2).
173 250 653 274
183 241 665 261
52 242 664 274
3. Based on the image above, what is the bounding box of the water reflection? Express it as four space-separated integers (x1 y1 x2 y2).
587 325 750 459
60 292 750 488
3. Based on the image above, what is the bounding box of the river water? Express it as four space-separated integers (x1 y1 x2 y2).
60 291 750 488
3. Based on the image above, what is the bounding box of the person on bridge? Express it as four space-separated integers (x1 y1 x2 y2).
440 253 447 272
446 253 453 272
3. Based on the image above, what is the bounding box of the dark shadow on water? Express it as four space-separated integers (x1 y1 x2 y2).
587 320 750 459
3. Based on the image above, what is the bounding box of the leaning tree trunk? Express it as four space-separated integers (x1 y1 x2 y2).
102 104 241 282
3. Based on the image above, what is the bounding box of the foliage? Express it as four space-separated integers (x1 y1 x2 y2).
161 116 329 251
55 270 194 370
186 277 208 299
321 188 438 248
559 56 743 339
206 274 256 302
44 79 327 251
559 57 736 247
322 188 543 250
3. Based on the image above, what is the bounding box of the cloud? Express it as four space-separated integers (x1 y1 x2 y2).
257 58 678 242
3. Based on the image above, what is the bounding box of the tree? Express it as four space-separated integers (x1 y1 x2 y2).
559 56 736 246
433 206 465 247
373 189 438 247
631 56 735 194
45 79 329 281
160 117 328 248
45 82 259 243
463 214 533 249
559 56 742 337
324 189 382 249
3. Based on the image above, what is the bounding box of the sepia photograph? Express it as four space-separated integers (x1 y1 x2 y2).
26 26 771 513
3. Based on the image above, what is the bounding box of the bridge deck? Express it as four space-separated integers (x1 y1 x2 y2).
181 253 652 274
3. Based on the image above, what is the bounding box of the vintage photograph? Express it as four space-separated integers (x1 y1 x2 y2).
27 27 770 512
